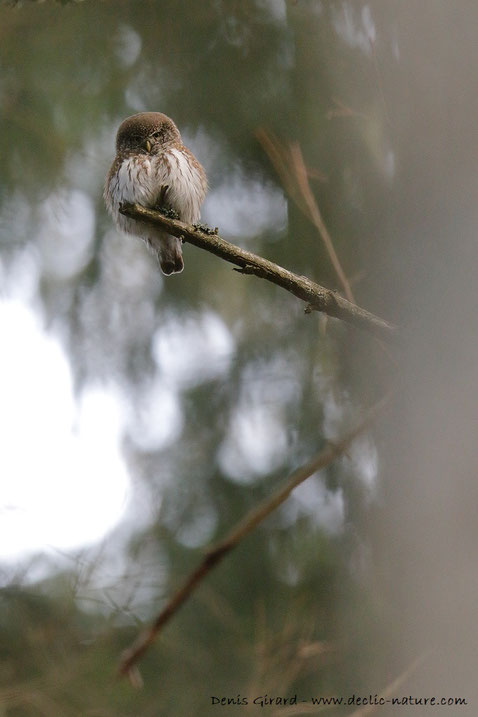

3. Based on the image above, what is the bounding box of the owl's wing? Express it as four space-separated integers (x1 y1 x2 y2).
152 147 207 224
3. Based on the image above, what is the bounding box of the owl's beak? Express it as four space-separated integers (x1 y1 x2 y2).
144 139 152 153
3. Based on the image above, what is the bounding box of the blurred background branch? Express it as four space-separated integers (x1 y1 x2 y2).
119 391 390 680
256 129 355 303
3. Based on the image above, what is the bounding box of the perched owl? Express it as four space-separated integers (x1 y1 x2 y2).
104 112 207 275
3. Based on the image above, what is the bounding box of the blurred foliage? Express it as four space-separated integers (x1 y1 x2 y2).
0 0 460 714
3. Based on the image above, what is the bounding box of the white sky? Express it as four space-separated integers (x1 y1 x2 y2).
0 298 130 562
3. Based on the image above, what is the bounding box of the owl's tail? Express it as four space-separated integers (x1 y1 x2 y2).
150 234 184 275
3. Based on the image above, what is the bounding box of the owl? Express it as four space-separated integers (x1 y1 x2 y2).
104 112 208 275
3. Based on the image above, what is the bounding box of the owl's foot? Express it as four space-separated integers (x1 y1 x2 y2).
157 184 169 206
152 185 180 220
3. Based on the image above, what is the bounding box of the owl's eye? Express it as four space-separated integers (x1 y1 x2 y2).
151 130 161 138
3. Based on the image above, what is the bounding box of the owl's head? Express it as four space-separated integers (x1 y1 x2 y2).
115 112 181 155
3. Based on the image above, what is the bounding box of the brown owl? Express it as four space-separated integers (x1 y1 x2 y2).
104 112 208 275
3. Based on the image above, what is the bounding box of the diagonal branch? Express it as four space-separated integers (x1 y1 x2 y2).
119 203 397 342
348 651 431 717
288 141 355 303
256 129 355 303
118 392 390 680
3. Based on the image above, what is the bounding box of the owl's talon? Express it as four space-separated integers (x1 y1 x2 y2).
157 184 169 206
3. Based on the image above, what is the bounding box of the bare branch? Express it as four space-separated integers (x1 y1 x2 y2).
119 203 397 342
288 141 355 303
118 392 390 680
256 129 354 303
349 651 431 717
274 650 430 716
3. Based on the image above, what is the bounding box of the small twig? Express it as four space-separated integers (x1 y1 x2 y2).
349 650 431 717
255 127 305 210
118 392 390 679
233 264 256 275
326 96 369 121
369 37 393 131
272 649 429 717
256 129 354 303
288 142 355 303
119 203 397 342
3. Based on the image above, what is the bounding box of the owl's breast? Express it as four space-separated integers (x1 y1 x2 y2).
156 147 208 224
110 157 158 207
104 146 207 238
104 156 162 239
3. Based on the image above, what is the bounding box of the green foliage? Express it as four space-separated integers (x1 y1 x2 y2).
0 0 408 713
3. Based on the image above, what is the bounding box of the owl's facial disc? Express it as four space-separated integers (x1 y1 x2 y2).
143 129 165 154
115 113 181 155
